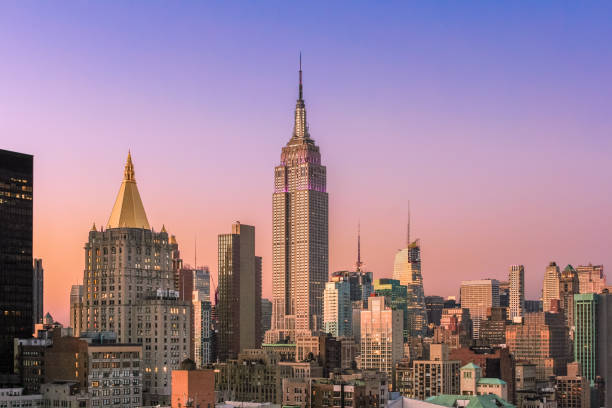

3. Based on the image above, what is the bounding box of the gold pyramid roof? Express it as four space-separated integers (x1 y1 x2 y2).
106 152 150 229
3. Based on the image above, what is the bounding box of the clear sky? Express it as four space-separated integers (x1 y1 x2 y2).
1 2 611 324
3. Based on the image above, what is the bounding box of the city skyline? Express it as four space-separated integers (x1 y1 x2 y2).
2 2 612 325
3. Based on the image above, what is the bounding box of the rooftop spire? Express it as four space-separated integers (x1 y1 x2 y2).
107 152 151 229
292 52 309 139
299 51 303 101
356 221 363 272
124 150 135 181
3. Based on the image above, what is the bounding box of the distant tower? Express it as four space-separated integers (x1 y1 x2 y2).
32 258 44 325
559 265 579 330
392 206 427 336
267 56 328 341
69 284 83 337
543 262 561 312
460 279 500 339
323 278 352 337
574 293 598 382
509 265 525 320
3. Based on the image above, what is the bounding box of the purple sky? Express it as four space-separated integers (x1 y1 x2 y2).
1 2 611 324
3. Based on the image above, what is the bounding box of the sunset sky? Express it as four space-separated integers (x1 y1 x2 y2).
1 2 611 325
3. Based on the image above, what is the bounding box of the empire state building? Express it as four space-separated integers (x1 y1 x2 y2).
267 60 328 341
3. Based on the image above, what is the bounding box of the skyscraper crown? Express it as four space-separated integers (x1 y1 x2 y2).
106 152 150 229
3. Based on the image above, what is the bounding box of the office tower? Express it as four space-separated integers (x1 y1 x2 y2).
460 279 500 339
438 308 472 347
330 271 373 308
498 281 510 308
574 293 597 382
509 265 525 320
359 295 403 377
268 60 328 341
560 265 579 331
323 278 351 337
576 264 606 294
426 295 445 326
69 284 84 336
261 298 272 336
74 153 189 405
374 278 409 339
478 306 509 347
392 214 427 337
32 259 44 326
193 267 210 301
217 222 262 360
178 267 210 360
192 290 212 367
0 149 33 375
525 300 542 313
506 312 569 380
555 362 591 408
543 262 561 312
411 344 460 400
597 291 612 408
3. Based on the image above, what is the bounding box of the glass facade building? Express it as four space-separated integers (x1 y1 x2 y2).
0 149 33 374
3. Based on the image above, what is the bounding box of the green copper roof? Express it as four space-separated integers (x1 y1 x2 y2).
461 362 480 370
426 394 515 408
478 377 507 385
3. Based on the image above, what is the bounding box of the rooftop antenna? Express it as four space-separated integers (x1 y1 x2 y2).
356 221 363 272
407 200 411 247
194 235 197 269
299 51 303 100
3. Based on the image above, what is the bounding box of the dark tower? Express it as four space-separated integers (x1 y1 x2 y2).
0 149 33 375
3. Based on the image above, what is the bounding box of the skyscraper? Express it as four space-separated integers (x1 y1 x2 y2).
268 59 328 341
542 262 561 312
0 148 33 375
509 265 524 320
217 222 262 360
374 278 409 339
193 289 213 367
69 284 84 337
323 278 351 337
574 293 597 382
359 295 403 377
506 312 569 380
75 153 190 405
460 279 500 339
190 267 212 366
596 291 612 407
576 264 606 294
559 265 579 331
32 258 44 325
392 211 427 337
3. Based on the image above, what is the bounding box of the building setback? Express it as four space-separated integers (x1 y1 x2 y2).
0 149 34 375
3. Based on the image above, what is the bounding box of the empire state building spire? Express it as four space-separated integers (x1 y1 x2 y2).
292 53 309 140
